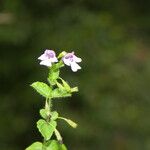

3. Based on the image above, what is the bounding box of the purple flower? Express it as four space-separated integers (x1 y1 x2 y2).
62 52 82 72
38 50 58 67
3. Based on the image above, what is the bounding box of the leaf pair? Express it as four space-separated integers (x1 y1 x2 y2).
31 81 76 99
40 109 58 121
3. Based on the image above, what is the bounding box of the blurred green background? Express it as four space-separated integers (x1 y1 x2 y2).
0 0 150 150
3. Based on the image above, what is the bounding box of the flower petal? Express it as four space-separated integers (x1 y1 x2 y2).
73 55 82 63
70 62 81 72
62 58 71 66
45 50 56 57
50 57 58 63
40 60 52 67
38 54 47 60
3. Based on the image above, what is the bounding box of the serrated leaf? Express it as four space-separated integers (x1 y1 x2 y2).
37 119 57 140
45 140 67 150
51 111 59 120
31 82 52 98
25 142 43 150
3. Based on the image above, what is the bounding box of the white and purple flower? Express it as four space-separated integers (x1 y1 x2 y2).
62 52 82 72
38 49 58 67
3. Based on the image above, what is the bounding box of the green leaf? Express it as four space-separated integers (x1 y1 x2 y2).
58 117 77 128
37 119 57 140
31 82 52 98
56 82 64 90
54 129 62 142
45 140 67 150
39 109 49 119
25 142 43 150
48 68 60 85
51 111 59 120
59 78 78 93
55 60 64 68
59 78 71 91
51 88 71 99
57 51 67 59
70 87 78 93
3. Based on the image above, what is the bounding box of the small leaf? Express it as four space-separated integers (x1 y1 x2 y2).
71 87 78 93
37 119 57 140
60 78 71 91
59 117 77 128
51 111 59 120
55 60 64 68
56 82 64 89
59 78 78 93
65 119 77 128
54 129 63 142
57 51 67 59
45 140 67 150
52 88 71 99
48 68 60 85
39 109 49 119
25 142 43 150
31 82 52 98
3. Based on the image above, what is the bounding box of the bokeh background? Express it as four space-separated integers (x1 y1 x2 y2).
0 0 150 150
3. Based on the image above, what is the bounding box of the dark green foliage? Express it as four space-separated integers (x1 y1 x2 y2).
0 0 150 150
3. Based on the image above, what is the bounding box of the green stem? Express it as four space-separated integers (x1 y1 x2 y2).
43 98 52 147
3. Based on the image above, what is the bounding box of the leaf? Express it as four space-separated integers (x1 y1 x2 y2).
56 82 64 90
70 87 78 93
39 109 49 119
60 78 70 91
54 129 62 142
57 51 67 59
51 88 71 99
31 82 52 98
25 142 43 150
64 119 77 128
55 60 64 68
37 119 57 140
59 78 78 93
45 140 67 150
48 63 60 85
51 111 59 120
58 117 77 128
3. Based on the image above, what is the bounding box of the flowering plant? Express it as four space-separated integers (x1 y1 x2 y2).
25 49 82 150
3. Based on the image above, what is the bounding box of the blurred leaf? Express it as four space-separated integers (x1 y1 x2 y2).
70 87 78 93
